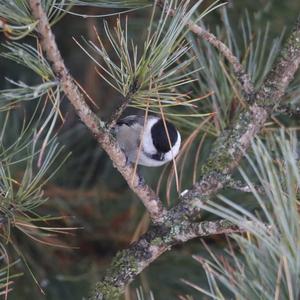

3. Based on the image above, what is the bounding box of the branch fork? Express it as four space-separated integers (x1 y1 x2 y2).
28 1 300 299
29 0 166 225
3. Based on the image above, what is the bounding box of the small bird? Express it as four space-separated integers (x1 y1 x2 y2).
114 115 181 167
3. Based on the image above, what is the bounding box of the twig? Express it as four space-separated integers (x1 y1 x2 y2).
107 93 132 129
275 103 300 116
157 0 255 102
107 79 139 129
256 17 300 107
226 179 266 194
188 24 255 100
28 0 166 224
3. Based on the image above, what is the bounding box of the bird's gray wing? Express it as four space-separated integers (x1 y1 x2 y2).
115 115 146 163
116 115 145 127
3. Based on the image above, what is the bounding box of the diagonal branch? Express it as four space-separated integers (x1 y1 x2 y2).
28 0 166 224
157 0 255 102
107 93 132 129
168 16 300 223
256 17 300 107
188 23 255 100
28 1 300 298
90 218 263 300
226 179 266 194
90 15 300 299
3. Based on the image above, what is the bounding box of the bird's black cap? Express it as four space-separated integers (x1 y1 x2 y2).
151 119 178 153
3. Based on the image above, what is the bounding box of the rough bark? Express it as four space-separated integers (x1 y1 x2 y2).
28 1 300 298
28 0 166 224
91 219 258 300
89 15 300 299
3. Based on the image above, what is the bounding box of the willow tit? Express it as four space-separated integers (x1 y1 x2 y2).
114 115 181 167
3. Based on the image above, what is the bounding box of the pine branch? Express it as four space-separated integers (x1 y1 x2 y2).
89 14 300 299
107 82 138 128
89 218 262 300
225 179 266 194
27 1 300 298
276 104 300 116
256 16 300 107
28 0 166 224
168 15 300 223
107 93 132 129
157 0 255 102
190 133 300 300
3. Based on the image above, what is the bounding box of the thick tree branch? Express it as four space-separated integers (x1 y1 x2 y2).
90 15 300 298
89 218 260 300
256 17 300 107
28 0 166 224
157 0 255 102
167 16 300 223
28 1 300 298
168 103 268 222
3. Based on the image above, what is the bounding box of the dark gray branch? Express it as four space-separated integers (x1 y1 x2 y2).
107 93 132 129
107 80 139 129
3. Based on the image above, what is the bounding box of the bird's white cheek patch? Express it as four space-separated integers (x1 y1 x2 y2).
141 118 158 155
138 153 168 167
164 130 181 162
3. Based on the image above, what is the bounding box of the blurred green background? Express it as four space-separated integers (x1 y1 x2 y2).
1 0 300 299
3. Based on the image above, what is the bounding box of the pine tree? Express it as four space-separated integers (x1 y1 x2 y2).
0 1 299 299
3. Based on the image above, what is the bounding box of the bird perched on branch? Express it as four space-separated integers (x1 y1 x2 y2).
114 115 181 167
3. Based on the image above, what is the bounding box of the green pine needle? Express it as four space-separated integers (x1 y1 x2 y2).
77 0 220 117
189 130 300 300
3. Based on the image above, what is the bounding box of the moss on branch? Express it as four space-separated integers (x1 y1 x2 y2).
89 219 247 300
